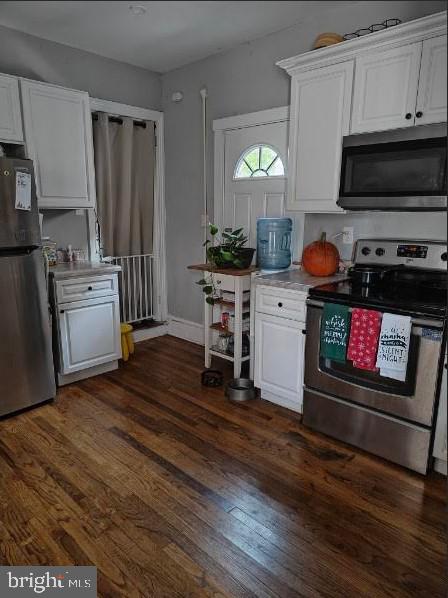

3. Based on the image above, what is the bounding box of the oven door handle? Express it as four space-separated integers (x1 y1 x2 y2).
306 299 444 329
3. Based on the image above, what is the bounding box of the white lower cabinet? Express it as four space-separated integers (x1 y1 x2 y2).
58 295 121 375
255 308 305 413
433 361 447 475
52 271 122 384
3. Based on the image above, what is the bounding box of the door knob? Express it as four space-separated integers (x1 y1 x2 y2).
416 111 423 118
278 302 283 307
405 113 412 119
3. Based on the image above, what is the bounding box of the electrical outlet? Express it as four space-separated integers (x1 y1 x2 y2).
201 214 208 227
343 226 354 245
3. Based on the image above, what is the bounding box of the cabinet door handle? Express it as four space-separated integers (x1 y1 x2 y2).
416 111 423 118
278 302 283 308
60 309 65 314
87 286 93 291
405 113 412 120
302 329 306 335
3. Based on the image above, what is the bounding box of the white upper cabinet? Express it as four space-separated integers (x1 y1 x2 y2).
287 61 353 211
278 13 447 213
20 80 96 209
0 74 23 143
351 43 422 134
351 34 447 133
416 35 447 125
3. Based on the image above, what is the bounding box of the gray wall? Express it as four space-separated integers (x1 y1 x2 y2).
0 23 162 255
0 24 161 108
162 0 447 324
41 209 90 257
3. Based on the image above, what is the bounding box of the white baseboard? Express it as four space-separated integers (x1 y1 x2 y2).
133 324 168 343
168 315 204 345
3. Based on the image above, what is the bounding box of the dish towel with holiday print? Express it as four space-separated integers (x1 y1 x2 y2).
320 303 351 362
347 308 382 371
375 313 412 381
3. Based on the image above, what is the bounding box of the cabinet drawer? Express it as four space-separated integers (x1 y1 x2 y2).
255 285 306 321
56 274 118 303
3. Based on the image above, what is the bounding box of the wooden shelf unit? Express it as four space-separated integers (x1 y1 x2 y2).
210 322 233 335
188 264 256 377
215 298 251 309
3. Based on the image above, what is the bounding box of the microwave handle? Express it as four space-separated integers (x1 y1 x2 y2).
306 299 444 329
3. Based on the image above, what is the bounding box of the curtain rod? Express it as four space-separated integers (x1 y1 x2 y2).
92 113 147 128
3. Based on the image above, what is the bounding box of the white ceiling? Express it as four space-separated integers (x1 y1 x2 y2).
0 1 355 73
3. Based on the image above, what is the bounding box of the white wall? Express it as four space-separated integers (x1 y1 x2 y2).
162 0 447 324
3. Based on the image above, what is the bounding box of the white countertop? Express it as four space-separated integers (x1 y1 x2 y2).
253 268 347 292
49 261 121 280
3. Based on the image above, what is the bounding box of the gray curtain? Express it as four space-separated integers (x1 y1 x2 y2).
92 113 155 257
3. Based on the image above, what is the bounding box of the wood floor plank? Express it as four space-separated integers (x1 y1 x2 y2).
0 335 445 597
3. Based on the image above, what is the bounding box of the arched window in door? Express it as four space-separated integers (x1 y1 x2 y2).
234 144 285 179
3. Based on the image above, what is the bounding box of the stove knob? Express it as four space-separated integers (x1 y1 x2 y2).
441 252 447 262
361 247 371 256
375 248 385 256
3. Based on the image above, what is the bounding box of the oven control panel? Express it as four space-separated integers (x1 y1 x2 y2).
397 244 428 259
354 239 447 270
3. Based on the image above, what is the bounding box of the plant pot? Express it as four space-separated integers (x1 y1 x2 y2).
207 246 255 269
234 248 255 269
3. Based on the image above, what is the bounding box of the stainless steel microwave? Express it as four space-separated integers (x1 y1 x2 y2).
338 123 447 211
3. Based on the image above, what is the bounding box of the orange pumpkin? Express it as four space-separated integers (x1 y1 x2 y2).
302 232 340 276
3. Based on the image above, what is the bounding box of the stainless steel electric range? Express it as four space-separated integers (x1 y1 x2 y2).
303 239 447 474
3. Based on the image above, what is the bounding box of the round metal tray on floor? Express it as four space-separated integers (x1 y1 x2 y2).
225 378 256 402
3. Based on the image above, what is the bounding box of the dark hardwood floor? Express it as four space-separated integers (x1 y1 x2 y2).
0 335 446 597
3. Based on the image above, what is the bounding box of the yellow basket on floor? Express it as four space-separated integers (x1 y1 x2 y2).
120 323 134 361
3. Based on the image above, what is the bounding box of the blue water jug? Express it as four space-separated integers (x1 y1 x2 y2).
257 218 292 270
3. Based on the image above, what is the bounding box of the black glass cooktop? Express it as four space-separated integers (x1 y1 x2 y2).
309 277 447 319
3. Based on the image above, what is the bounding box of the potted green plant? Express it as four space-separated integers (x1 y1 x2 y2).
204 224 255 269
196 224 255 305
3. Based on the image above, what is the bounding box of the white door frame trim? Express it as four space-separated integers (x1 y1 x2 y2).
213 106 289 232
213 106 289 131
89 97 168 322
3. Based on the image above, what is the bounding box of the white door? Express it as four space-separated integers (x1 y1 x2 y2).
222 120 288 249
289 61 353 212
0 74 23 143
351 43 422 133
21 80 96 209
254 312 304 411
58 295 121 374
416 36 447 126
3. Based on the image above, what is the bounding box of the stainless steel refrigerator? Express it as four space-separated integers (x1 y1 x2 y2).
0 157 55 416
